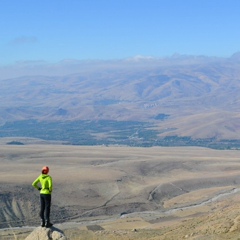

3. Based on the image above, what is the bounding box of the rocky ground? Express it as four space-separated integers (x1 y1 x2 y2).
2 196 240 240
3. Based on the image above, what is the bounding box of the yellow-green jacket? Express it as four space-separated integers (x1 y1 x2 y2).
32 174 53 194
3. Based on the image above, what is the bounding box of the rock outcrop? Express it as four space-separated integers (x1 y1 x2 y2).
25 226 67 240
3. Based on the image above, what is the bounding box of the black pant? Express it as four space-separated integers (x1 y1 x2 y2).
40 194 51 221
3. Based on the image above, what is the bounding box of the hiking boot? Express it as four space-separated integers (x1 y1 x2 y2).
41 220 45 227
45 221 53 228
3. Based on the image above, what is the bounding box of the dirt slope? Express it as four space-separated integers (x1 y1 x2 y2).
0 144 240 239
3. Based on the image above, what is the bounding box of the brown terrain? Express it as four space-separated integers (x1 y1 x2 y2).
0 54 240 140
0 54 240 239
0 141 240 239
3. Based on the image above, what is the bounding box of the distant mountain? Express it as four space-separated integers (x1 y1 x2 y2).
0 54 240 141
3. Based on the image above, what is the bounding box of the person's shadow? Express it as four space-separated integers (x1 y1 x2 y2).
50 226 64 233
46 226 66 238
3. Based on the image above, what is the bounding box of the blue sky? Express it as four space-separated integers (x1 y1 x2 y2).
1 0 240 65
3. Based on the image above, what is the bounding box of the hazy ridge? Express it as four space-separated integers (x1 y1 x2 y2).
0 54 240 142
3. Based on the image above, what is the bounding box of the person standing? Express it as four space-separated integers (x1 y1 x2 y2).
32 166 53 228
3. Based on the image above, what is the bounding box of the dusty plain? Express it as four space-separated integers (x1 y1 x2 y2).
0 142 240 239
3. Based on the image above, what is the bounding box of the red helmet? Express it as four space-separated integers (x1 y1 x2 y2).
42 166 49 174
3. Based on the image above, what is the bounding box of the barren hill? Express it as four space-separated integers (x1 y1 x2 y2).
0 145 240 239
0 54 240 143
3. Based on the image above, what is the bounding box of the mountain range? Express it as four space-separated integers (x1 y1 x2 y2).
0 53 240 142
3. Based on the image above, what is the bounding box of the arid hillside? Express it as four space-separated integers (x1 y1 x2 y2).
0 143 240 239
0 54 240 141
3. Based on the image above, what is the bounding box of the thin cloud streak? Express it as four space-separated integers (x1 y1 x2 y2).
9 36 38 45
